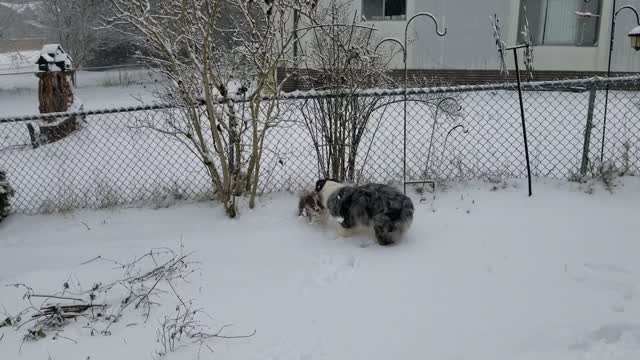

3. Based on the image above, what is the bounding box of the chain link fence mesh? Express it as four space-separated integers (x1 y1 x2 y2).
1 75 639 214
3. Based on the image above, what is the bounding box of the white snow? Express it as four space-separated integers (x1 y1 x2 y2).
1 178 639 360
41 44 62 55
39 53 54 62
0 50 39 74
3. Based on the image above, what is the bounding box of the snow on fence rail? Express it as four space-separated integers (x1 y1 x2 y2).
0 75 639 214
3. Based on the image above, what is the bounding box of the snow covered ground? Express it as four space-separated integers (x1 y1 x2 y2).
1 178 639 360
0 50 39 75
0 82 159 117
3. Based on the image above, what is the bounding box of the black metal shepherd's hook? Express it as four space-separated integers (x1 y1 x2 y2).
506 44 533 197
374 12 447 194
583 0 640 165
493 12 532 197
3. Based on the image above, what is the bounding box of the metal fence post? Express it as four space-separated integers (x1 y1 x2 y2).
580 82 598 176
26 123 39 149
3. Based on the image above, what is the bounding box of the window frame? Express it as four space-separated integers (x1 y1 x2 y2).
361 0 408 21
517 0 603 47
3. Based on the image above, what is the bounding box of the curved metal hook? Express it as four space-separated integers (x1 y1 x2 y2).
374 37 407 62
374 37 406 53
443 124 469 153
406 12 448 38
424 98 463 176
433 97 462 126
439 124 469 176
615 5 640 26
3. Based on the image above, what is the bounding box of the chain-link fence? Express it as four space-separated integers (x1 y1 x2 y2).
1 75 639 214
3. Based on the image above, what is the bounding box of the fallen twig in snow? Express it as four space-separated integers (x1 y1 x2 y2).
155 301 255 357
6 246 252 355
51 332 78 344
5 247 201 342
29 294 85 302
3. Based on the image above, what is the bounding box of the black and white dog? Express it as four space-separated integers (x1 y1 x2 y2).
315 179 414 246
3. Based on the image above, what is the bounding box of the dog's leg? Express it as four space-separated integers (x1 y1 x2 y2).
373 214 395 246
336 224 355 238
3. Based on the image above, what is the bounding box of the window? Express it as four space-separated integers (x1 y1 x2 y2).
362 0 406 21
518 0 602 46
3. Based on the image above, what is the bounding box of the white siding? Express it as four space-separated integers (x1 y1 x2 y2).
351 0 640 72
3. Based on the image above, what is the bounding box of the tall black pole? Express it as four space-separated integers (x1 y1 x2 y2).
403 50 408 194
512 47 533 197
601 0 617 164
400 12 446 194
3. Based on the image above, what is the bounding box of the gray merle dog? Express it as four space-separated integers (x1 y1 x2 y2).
315 179 414 246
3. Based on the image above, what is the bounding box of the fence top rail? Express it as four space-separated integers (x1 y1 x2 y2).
280 74 640 99
2 74 639 123
0 103 179 124
0 63 152 76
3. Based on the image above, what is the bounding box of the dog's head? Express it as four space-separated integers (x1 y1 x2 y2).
298 191 323 216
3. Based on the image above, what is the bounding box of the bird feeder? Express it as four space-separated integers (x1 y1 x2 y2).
30 44 78 147
36 44 73 72
628 26 640 51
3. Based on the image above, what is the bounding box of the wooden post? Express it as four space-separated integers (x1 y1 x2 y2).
580 83 598 176
37 71 74 114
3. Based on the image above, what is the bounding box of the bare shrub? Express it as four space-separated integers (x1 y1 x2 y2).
104 0 318 217
0 169 15 222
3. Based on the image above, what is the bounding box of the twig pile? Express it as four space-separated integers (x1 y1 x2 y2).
2 247 255 355
2 248 198 341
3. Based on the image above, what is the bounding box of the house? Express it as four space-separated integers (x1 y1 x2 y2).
320 0 640 84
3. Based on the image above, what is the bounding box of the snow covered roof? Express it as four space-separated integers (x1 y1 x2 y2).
39 53 54 63
629 26 640 36
39 44 72 60
41 44 63 55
